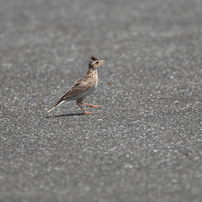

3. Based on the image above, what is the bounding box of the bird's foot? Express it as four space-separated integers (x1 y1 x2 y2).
90 104 101 108
82 103 101 108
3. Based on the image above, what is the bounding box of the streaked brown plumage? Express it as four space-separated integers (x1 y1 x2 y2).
47 56 104 114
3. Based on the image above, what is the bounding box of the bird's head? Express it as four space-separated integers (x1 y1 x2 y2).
89 56 104 70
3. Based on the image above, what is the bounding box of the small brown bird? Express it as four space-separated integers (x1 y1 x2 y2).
47 56 104 114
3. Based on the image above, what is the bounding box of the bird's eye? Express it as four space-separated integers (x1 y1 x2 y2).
96 61 99 64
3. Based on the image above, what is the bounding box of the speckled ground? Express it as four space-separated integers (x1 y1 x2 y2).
1 0 202 201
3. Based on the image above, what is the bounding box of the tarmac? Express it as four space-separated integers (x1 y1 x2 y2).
1 0 202 201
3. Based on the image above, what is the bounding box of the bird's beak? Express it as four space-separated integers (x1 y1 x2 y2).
100 60 105 65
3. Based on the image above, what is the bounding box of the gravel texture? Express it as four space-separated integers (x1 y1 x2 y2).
1 0 202 202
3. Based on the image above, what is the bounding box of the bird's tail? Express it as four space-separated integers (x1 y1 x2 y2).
47 97 65 112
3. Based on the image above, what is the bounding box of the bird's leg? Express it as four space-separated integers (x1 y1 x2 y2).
76 100 93 114
81 103 101 108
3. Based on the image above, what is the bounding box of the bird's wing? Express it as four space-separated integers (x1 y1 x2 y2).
62 77 97 100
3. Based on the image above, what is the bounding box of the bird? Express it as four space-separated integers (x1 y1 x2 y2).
47 56 104 114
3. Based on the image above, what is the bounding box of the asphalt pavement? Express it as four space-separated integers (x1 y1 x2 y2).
1 0 202 201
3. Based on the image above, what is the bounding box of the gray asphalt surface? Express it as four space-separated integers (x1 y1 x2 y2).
1 0 202 201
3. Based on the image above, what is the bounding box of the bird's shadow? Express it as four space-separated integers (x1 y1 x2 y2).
45 112 85 118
